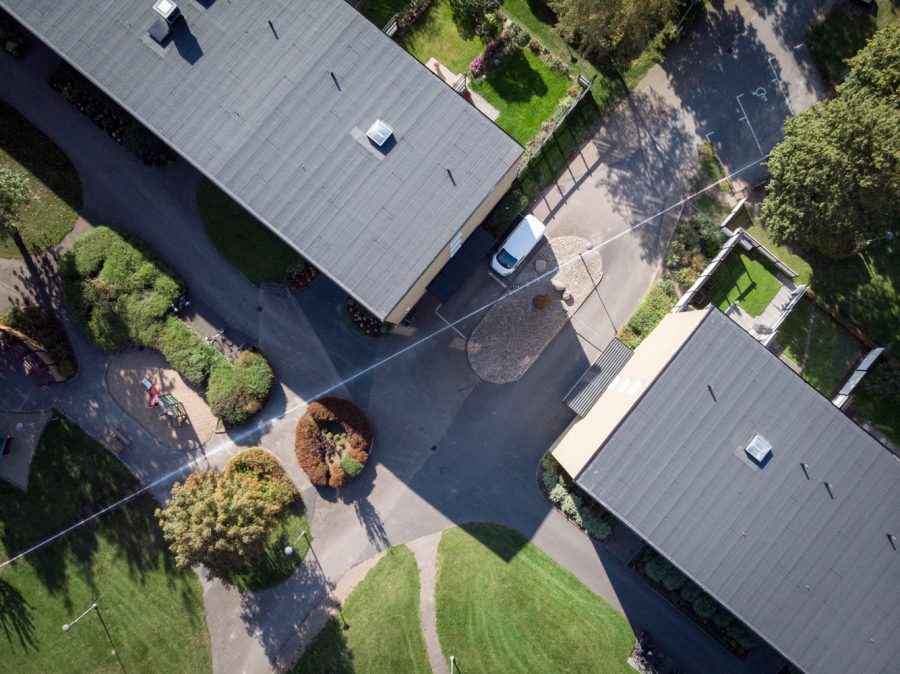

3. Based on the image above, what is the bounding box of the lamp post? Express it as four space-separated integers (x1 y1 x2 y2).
285 531 348 628
62 602 127 673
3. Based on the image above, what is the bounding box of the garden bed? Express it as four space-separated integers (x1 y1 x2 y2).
616 277 677 349
295 397 373 488
47 63 176 166
60 227 273 425
346 298 390 337
539 453 614 541
631 546 762 659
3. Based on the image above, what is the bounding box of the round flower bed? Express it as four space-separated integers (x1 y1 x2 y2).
294 397 373 488
346 298 389 338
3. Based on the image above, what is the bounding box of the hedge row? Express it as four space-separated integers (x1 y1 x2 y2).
60 227 273 425
539 454 614 541
294 397 372 488
616 277 677 349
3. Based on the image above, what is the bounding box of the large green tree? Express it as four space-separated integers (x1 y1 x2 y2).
762 22 900 257
0 166 29 239
548 0 676 71
156 448 297 577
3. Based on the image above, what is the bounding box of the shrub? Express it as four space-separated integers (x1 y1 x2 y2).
617 278 677 348
294 397 373 488
680 579 703 604
62 227 273 423
207 352 273 426
692 593 718 619
157 449 296 579
226 447 297 508
508 22 530 47
543 455 614 542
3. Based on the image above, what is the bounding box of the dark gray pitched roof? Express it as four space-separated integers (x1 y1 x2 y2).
564 339 633 417
2 0 522 319
577 309 900 674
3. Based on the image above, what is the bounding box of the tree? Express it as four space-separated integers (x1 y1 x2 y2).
549 0 676 72
156 450 296 577
0 167 30 239
762 22 900 257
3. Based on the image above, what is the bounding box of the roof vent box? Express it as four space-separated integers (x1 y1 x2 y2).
366 119 394 147
153 0 182 25
744 433 772 464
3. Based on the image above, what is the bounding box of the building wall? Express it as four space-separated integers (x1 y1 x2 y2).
384 159 520 324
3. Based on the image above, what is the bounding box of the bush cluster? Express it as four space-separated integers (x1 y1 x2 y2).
639 548 762 655
1 305 77 379
666 213 725 286
48 64 175 166
617 278 677 348
61 227 273 425
540 454 614 541
207 352 274 425
295 397 373 488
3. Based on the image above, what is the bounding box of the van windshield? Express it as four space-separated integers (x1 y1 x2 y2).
497 249 518 270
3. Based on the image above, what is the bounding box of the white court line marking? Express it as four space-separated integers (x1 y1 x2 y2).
705 131 715 142
768 56 795 115
736 94 764 158
434 305 466 339
0 154 767 571
487 270 507 289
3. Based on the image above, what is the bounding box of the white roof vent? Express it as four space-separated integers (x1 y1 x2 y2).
366 119 394 147
153 0 181 25
744 433 772 464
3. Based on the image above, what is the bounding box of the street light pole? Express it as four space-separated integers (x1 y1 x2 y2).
285 531 348 628
62 602 127 673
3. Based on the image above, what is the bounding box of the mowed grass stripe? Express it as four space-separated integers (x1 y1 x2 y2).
293 545 430 674
435 523 633 673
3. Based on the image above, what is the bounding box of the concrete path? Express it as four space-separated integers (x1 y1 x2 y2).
408 531 449 674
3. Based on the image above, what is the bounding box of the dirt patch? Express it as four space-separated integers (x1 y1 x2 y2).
468 236 602 383
106 347 217 450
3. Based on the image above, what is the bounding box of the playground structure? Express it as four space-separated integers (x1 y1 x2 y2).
141 377 188 428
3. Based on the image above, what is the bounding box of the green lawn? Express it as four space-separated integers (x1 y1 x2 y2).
854 385 900 446
196 178 299 286
806 0 898 89
293 545 430 674
706 250 782 317
0 416 211 673
435 523 633 673
472 47 572 144
400 0 483 74
225 500 310 592
0 100 81 259
777 299 861 397
360 0 408 30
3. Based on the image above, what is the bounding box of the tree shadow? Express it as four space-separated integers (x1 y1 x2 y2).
480 49 549 103
0 99 83 213
0 577 36 652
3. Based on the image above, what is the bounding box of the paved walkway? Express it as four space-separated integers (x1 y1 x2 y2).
407 531 448 674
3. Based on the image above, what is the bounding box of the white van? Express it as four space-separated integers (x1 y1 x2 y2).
490 214 546 276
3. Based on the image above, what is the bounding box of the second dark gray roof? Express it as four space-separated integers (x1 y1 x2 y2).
577 309 900 674
2 0 523 319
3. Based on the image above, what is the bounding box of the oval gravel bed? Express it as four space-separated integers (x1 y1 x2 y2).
467 236 602 384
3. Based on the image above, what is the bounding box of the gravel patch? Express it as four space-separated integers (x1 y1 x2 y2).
468 236 602 384
107 347 218 449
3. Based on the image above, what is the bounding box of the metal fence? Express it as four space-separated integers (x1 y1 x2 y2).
517 74 595 174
